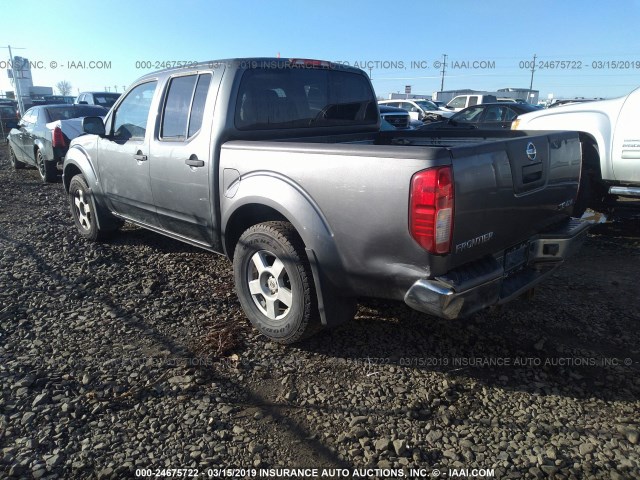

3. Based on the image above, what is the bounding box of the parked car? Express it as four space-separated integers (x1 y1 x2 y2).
420 103 540 130
379 105 411 129
0 103 20 133
43 95 76 105
445 94 498 112
513 86 640 214
8 104 107 182
379 99 454 122
75 92 121 109
63 57 589 344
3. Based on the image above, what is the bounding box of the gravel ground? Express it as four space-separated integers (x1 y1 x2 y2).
0 142 639 480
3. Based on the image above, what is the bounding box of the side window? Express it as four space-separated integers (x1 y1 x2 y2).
468 96 478 107
161 74 212 140
188 74 211 137
455 106 484 123
482 106 504 122
402 102 417 112
161 75 198 139
448 97 466 109
112 81 157 140
22 109 36 125
504 108 518 121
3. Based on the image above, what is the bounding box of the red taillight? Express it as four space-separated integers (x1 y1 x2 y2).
52 126 66 148
410 166 454 254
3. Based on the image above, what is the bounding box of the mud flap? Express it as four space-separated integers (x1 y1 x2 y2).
305 248 357 328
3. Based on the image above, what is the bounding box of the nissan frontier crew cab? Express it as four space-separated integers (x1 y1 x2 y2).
63 58 590 344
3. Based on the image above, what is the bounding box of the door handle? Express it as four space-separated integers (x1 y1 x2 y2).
134 152 147 161
185 157 205 167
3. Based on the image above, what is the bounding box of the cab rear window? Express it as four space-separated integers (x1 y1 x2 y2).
235 67 377 130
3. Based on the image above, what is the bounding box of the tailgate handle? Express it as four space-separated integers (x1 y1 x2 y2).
522 163 542 184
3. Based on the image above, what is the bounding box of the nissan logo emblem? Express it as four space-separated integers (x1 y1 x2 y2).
526 142 537 161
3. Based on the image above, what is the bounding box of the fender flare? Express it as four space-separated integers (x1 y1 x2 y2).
63 145 99 192
222 172 356 327
63 145 113 231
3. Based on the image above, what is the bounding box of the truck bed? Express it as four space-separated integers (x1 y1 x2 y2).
220 129 582 302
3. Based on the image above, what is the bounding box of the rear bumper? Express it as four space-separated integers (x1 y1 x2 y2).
609 186 640 198
404 217 591 319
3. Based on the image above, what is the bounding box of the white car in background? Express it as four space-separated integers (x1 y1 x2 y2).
513 86 640 214
379 99 454 122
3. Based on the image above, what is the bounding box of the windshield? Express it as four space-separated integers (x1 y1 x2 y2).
415 100 438 111
45 106 107 122
235 66 377 130
0 106 16 117
93 94 121 108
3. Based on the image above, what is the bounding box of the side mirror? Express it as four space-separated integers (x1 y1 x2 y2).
82 116 105 136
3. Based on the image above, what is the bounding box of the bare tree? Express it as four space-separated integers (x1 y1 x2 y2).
56 80 72 96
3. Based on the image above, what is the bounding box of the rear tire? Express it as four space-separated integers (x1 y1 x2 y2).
233 221 321 344
36 150 58 183
9 146 25 170
573 142 606 216
573 168 592 217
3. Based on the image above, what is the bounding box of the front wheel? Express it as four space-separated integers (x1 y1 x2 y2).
36 150 58 183
68 174 110 241
233 221 321 344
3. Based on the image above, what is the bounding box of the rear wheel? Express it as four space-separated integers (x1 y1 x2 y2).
9 146 25 169
233 221 321 344
36 150 58 183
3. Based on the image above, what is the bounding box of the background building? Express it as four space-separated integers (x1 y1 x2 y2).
7 56 53 112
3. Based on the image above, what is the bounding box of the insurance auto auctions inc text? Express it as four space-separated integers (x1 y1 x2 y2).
201 467 495 478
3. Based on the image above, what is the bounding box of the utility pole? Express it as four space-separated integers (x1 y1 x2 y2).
528 53 537 104
440 54 448 92
5 45 26 115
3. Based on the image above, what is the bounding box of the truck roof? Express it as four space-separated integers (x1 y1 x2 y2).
133 57 365 84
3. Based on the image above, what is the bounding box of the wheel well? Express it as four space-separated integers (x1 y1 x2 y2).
578 133 602 179
63 164 82 192
224 204 289 259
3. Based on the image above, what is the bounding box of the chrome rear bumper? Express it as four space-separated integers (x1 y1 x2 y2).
404 217 591 319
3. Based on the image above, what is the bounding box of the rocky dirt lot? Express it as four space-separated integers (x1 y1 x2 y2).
0 142 639 480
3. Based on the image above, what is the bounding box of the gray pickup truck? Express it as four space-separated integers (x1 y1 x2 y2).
63 58 590 343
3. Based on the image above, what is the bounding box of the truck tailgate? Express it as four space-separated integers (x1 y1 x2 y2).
448 131 581 267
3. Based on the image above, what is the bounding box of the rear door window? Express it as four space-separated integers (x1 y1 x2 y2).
160 73 212 140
